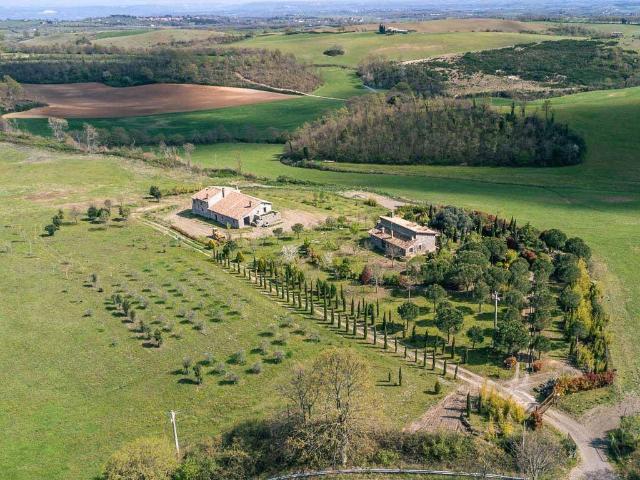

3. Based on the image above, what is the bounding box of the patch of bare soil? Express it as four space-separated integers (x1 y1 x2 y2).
341 191 409 211
162 202 326 240
405 386 468 433
6 82 294 119
581 395 640 438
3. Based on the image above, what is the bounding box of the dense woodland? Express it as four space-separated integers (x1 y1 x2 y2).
284 94 586 167
456 40 640 89
0 49 322 92
357 56 446 96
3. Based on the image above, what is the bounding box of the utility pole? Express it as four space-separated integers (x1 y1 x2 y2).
492 290 501 330
169 410 180 457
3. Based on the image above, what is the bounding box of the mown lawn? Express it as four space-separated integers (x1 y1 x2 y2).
0 144 446 480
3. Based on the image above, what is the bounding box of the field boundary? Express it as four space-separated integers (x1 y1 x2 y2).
268 468 525 479
235 73 346 100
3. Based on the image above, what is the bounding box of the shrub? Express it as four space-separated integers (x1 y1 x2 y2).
182 357 192 375
532 360 545 372
224 372 240 384
213 362 226 375
323 45 345 56
273 350 285 363
551 371 616 397
249 361 263 374
103 437 178 480
229 350 246 365
504 356 518 370
434 379 442 394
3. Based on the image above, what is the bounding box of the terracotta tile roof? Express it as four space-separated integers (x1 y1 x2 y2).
210 191 270 220
379 216 438 235
368 228 413 250
192 186 221 201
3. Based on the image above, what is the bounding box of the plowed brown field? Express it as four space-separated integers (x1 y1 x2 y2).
7 82 294 119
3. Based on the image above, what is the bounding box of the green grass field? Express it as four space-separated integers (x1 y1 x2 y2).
190 86 640 395
0 144 447 480
233 31 569 67
91 28 225 48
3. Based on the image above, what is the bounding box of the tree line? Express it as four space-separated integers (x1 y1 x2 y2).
284 93 586 167
455 39 640 90
0 48 322 92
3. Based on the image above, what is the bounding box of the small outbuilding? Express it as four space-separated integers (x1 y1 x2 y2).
191 186 280 228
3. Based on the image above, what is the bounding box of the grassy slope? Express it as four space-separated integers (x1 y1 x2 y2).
234 31 569 67
91 28 223 47
191 86 640 394
0 144 444 480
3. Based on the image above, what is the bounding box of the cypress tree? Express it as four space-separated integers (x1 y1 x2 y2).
423 348 427 368
373 321 377 344
394 337 398 353
331 308 335 325
463 347 469 364
443 359 447 377
383 324 388 350
432 349 436 370
376 298 380 317
351 297 355 316
310 299 315 315
337 312 341 329
466 393 471 417
451 336 456 359
404 346 407 359
398 367 402 386
414 348 418 363
352 316 357 336
454 363 459 380
364 321 368 340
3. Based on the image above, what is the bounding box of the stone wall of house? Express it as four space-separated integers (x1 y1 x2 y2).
253 211 281 227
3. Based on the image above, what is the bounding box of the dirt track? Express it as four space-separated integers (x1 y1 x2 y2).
6 82 294 119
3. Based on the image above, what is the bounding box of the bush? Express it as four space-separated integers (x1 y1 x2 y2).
229 350 246 365
504 356 518 369
103 437 178 480
323 45 345 56
552 371 616 396
249 361 263 374
224 372 240 384
434 379 442 394
273 350 285 363
213 362 226 375
532 360 545 372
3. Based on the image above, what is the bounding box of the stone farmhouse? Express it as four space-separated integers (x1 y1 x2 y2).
191 186 280 228
369 215 438 258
